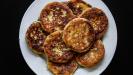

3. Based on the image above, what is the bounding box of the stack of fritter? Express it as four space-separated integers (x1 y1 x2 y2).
25 0 108 75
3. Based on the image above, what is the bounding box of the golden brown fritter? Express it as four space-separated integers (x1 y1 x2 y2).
65 0 91 16
44 31 74 63
76 40 105 68
47 59 78 75
40 2 75 33
26 21 47 54
79 8 108 39
63 18 95 53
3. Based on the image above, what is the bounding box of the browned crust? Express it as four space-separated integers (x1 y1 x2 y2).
44 31 74 63
65 0 91 16
79 8 108 39
76 40 105 68
25 21 47 55
47 59 78 75
63 18 95 53
40 2 75 33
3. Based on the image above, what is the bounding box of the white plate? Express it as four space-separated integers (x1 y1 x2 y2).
19 0 117 75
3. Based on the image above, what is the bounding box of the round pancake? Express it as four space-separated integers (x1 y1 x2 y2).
44 31 74 63
40 2 75 33
65 0 91 16
76 40 105 68
26 21 47 54
79 8 108 39
47 59 78 75
63 18 95 53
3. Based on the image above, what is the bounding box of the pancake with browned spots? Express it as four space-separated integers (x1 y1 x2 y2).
26 21 47 54
44 31 74 63
47 59 78 75
40 2 75 33
76 40 105 68
79 8 108 39
63 18 95 53
65 0 91 16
